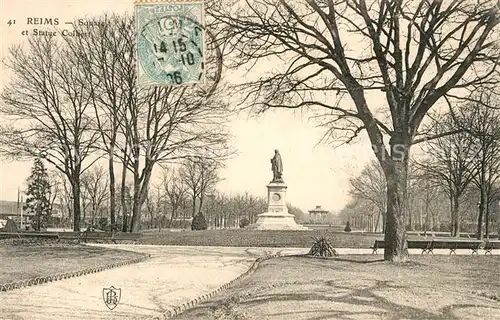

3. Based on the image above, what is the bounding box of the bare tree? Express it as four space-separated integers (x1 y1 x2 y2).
460 95 500 239
416 113 478 237
349 160 386 232
81 165 110 230
0 36 100 231
145 184 163 230
338 197 379 231
51 170 73 227
104 24 228 233
209 0 499 261
180 158 221 217
162 168 188 229
62 14 135 232
116 183 133 232
121 84 230 232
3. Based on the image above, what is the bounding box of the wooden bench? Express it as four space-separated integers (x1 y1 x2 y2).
110 232 141 244
80 231 113 243
370 240 384 254
432 240 483 255
58 232 83 241
407 240 434 254
0 232 60 240
79 231 141 244
58 231 141 243
20 232 60 239
483 241 500 254
0 232 22 239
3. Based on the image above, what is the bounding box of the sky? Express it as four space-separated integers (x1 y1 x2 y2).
0 0 377 213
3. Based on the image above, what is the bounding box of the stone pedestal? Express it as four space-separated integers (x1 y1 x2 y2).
248 182 307 230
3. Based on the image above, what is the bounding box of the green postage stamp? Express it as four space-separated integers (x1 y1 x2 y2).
136 1 205 87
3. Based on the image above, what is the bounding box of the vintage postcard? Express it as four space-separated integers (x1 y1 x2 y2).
1 0 499 319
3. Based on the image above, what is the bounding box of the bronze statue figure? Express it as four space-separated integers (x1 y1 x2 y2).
271 149 283 182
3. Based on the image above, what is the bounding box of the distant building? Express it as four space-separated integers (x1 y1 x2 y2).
308 205 329 223
0 200 63 229
305 205 343 225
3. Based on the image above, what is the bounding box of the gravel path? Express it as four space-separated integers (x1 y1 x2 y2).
0 245 303 320
0 245 496 320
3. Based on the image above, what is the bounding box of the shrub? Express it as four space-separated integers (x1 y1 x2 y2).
344 221 352 232
191 212 208 230
239 217 250 228
308 237 338 257
98 217 109 231
3 219 18 233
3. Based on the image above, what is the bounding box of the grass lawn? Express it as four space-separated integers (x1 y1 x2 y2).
139 229 382 248
174 255 500 320
0 245 145 284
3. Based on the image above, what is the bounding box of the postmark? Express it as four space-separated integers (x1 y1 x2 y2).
136 2 205 87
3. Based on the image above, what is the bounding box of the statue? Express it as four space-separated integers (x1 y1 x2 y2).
271 149 283 182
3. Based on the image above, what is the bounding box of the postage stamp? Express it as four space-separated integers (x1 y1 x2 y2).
136 1 205 87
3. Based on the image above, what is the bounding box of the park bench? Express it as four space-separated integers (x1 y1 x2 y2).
79 231 141 244
0 232 60 240
20 232 60 240
370 239 384 254
0 232 21 239
407 240 434 254
483 241 500 254
110 232 141 244
79 231 113 243
57 231 82 240
432 240 483 255
57 231 141 243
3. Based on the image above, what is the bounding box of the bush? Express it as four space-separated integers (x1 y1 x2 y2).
344 221 352 232
308 237 338 257
191 212 208 230
2 219 18 233
239 217 250 228
98 217 109 231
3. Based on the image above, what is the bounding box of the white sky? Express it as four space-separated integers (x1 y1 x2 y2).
0 0 376 213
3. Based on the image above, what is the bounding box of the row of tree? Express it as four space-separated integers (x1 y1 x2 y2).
23 156 307 231
341 96 500 239
1 14 229 232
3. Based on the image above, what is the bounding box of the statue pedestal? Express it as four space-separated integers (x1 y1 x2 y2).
248 182 308 230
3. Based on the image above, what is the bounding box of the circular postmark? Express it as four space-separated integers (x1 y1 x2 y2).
138 14 205 85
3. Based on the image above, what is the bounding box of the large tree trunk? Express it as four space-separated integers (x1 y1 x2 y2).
109 148 116 232
477 186 486 240
485 201 490 239
131 180 141 232
72 174 81 232
131 166 153 233
451 193 460 237
192 194 197 217
381 210 386 233
91 205 97 229
198 195 204 213
383 152 409 262
120 146 128 233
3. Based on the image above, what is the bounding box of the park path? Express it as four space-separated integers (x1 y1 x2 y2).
0 245 305 320
0 245 496 320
